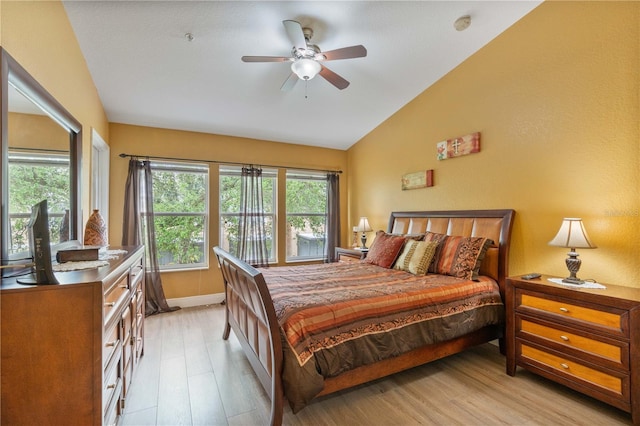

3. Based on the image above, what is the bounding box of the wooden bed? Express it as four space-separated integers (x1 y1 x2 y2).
213 209 515 426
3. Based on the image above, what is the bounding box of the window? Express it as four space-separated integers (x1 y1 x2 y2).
8 150 70 255
149 161 208 270
219 166 277 263
286 170 328 261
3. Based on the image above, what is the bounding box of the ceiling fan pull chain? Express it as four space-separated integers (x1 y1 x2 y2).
305 79 309 100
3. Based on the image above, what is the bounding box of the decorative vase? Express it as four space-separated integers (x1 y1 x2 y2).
84 209 108 247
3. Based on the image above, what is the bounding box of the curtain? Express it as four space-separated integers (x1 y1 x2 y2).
237 166 269 267
122 158 178 316
324 173 340 262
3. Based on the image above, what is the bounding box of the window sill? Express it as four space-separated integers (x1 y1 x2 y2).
159 264 209 273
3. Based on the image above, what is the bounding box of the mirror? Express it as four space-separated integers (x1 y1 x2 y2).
1 48 82 272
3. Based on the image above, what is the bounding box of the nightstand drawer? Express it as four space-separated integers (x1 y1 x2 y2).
518 342 628 399
518 317 628 368
518 291 626 336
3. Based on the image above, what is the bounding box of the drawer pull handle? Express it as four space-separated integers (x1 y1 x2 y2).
559 307 569 313
107 383 116 390
105 302 116 307
560 363 570 369
106 340 118 347
560 335 569 341
119 284 128 289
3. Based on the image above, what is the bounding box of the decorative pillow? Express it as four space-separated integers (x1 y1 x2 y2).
422 231 448 273
393 240 439 275
364 231 407 269
435 236 494 280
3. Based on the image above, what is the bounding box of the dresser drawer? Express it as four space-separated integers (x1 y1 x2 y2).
104 271 131 330
130 262 144 292
103 375 122 426
517 316 629 369
517 341 630 402
103 349 122 411
135 284 144 314
122 355 134 403
122 304 133 367
103 322 121 368
517 290 627 337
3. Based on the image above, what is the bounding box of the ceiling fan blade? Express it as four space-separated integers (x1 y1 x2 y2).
280 72 298 91
241 56 291 63
321 45 367 61
283 20 307 50
319 65 350 90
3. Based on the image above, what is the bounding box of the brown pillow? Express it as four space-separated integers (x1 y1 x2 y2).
364 231 406 269
393 240 439 275
435 236 494 280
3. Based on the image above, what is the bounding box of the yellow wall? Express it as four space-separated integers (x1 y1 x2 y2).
348 2 640 288
108 123 348 299
8 113 69 151
1 0 109 224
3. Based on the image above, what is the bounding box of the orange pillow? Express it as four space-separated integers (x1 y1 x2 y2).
364 231 406 269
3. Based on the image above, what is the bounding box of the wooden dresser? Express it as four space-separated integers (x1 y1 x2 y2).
1 245 145 426
506 275 640 425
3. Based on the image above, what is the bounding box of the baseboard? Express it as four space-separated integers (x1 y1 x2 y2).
167 292 225 309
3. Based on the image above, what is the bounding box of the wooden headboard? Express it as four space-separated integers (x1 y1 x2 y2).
387 209 515 296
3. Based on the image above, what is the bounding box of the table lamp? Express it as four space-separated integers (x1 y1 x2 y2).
356 217 373 249
548 218 597 284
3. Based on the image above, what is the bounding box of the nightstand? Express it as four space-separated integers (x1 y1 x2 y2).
335 247 367 263
506 275 640 424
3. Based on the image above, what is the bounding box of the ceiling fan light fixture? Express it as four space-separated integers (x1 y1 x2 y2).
291 58 321 80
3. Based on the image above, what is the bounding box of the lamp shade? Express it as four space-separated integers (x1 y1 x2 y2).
291 58 321 80
356 217 373 233
548 218 596 249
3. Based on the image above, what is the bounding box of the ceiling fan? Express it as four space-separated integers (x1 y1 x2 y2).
241 20 367 91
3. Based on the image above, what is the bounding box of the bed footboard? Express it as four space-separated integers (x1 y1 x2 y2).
213 247 283 426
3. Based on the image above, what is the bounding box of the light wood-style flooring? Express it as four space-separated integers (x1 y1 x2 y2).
121 304 632 425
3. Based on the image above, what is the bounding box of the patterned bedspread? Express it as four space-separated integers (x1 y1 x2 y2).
262 261 504 367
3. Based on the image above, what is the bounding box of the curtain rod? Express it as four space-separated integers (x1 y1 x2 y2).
119 153 342 174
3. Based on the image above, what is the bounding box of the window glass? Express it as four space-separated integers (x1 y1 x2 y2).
8 151 70 255
149 161 209 270
286 170 327 261
219 166 277 263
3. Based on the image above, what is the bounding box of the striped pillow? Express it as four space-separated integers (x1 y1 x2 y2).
423 231 448 273
435 236 493 281
393 240 439 275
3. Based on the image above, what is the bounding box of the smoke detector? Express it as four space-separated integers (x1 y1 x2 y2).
454 15 471 31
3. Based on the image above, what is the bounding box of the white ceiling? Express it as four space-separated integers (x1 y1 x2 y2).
62 1 541 151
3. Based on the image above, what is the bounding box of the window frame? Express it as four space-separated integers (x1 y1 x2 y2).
285 169 328 262
148 160 209 272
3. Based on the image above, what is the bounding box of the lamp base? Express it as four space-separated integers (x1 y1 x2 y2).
563 249 584 284
360 233 368 250
562 276 585 285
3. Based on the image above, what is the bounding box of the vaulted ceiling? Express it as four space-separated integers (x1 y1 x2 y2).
63 1 541 150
